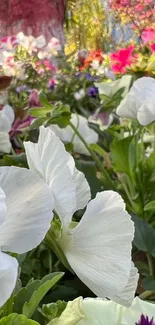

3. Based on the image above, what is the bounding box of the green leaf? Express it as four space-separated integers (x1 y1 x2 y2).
29 107 51 117
0 154 28 168
47 104 71 128
0 295 14 317
142 276 155 291
75 160 103 198
0 314 39 325
132 215 155 256
111 136 136 177
39 93 52 109
13 280 41 314
40 300 67 322
90 143 107 158
29 117 47 130
22 273 64 319
144 201 155 211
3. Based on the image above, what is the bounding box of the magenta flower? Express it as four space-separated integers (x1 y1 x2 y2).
110 46 136 74
29 89 40 107
150 43 155 53
10 115 34 138
141 28 155 45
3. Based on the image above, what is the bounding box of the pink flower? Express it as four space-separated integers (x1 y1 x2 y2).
44 60 56 71
150 43 155 53
29 89 40 107
141 28 155 45
110 46 136 74
0 36 18 50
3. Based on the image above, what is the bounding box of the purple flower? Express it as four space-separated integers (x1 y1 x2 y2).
136 315 155 325
87 86 98 97
84 73 94 81
16 85 31 93
10 115 35 138
48 79 56 91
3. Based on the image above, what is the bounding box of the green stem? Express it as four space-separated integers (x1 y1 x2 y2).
69 121 116 190
139 290 154 300
146 252 154 277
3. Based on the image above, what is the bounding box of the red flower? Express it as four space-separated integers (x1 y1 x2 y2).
80 49 104 70
150 43 155 53
110 46 136 74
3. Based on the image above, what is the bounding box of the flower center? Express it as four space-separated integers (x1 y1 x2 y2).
136 314 155 325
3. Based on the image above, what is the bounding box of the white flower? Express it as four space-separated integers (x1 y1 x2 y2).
24 126 138 306
50 297 83 325
95 75 132 98
116 77 155 126
24 126 91 227
16 32 46 55
0 105 14 153
91 60 100 70
145 146 153 157
0 166 54 307
74 89 85 101
47 37 61 52
49 113 98 156
59 297 155 325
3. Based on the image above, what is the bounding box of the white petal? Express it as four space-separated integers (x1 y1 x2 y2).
49 124 73 143
61 191 134 300
0 251 18 307
0 132 12 153
0 166 54 253
24 126 77 227
77 298 121 325
130 77 155 104
0 105 14 133
95 75 132 98
117 77 155 124
70 114 98 155
67 154 91 211
122 297 155 324
110 262 139 307
0 187 7 225
116 93 138 120
49 114 98 156
54 297 84 325
3 105 15 125
36 35 46 48
137 102 155 126
24 141 42 177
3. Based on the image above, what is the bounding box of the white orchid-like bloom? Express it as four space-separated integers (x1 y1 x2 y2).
16 32 46 55
55 297 155 325
0 105 14 153
95 75 132 98
24 126 138 306
0 165 54 307
74 89 85 101
38 37 61 59
48 113 98 156
116 77 155 126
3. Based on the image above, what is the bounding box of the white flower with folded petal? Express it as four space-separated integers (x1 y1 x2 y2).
24 126 91 227
116 77 155 126
57 296 155 325
0 105 14 153
95 75 132 98
0 166 54 307
24 126 138 306
48 113 98 156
